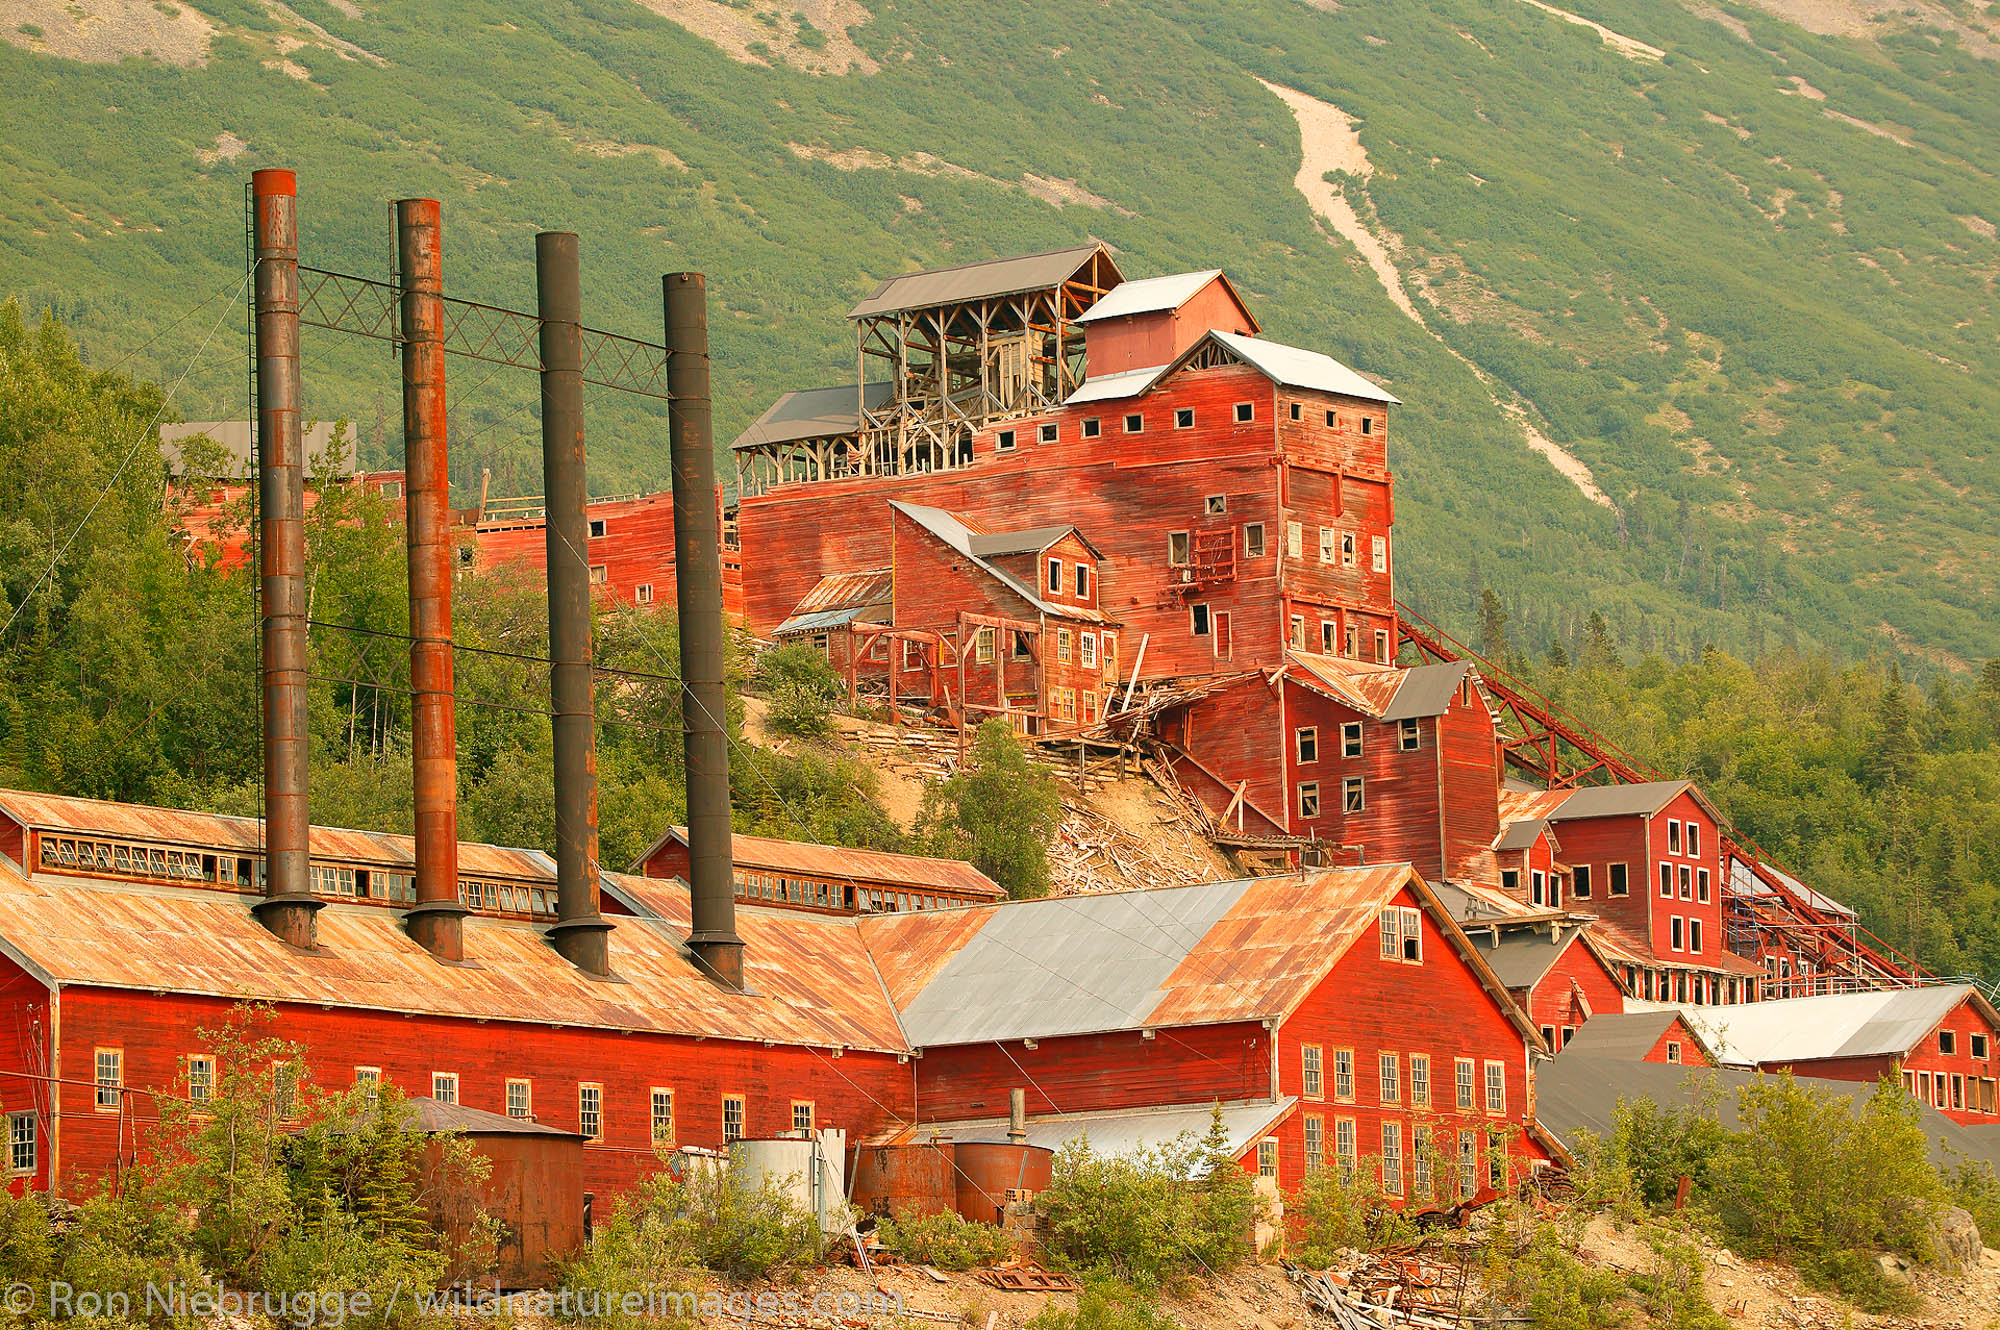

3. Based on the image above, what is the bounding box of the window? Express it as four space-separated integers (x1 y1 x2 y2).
1257 1139 1278 1179
1234 401 1253 423
274 1063 299 1120
1244 523 1265 557
1081 632 1097 668
1123 413 1143 434
1679 865 1693 900
1410 1055 1431 1109
1285 521 1303 559
1399 717 1420 751
94 1049 122 1112
1190 603 1211 636
722 1094 745 1143
1374 630 1391 664
579 1084 602 1141
1361 416 1374 435
1297 782 1320 820
1540 1025 1557 1049
648 1088 674 1144
1690 919 1703 953
187 1055 215 1106
1340 532 1356 567
974 626 995 664
1573 864 1593 899
433 1072 459 1105
1380 1053 1401 1105
7 1114 33 1176
1413 1125 1434 1199
997 428 1017 452
634 583 654 606
1055 628 1072 663
1670 916 1684 951
1975 1034 1990 1059
1047 557 1062 593
1168 407 1193 430
1335 1119 1357 1182
1303 1045 1324 1099
1668 820 1681 855
1289 615 1305 648
1399 906 1422 961
1659 863 1673 898
1954 1074 1965 1110
1381 1122 1403 1195
1609 863 1629 897
1665 1041 1682 1065
1484 1061 1506 1115
1296 727 1319 764
507 1079 533 1120
1343 777 1365 814
1458 1130 1478 1199
1687 822 1701 857
1488 1132 1506 1189
588 564 608 585
588 518 607 539
1319 527 1336 565
1697 868 1711 903
1305 1115 1324 1170
1076 564 1091 600
1379 909 1400 959
1321 621 1337 653
792 1101 816 1133
1941 1030 1958 1056
1531 870 1548 907
354 1067 381 1107
1082 417 1101 439
1372 536 1388 574
1334 1049 1355 1101
1168 531 1190 566
1290 400 1303 422
1202 493 1226 517
1455 1058 1475 1111
1332 722 1359 760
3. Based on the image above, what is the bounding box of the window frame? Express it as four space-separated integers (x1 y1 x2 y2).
1047 557 1062 593
722 1093 746 1143
1175 408 1195 429
1455 1058 1476 1111
432 1071 460 1106
1297 781 1321 820
791 1100 816 1133
579 1083 604 1141
1295 727 1319 764
1341 722 1363 758
1410 1054 1431 1109
94 1047 122 1113
1302 1045 1324 1100
1122 413 1143 434
997 428 1018 453
1343 776 1365 814
1244 522 1266 558
1380 1121 1403 1196
1379 1052 1401 1106
1081 417 1102 439
651 1087 675 1145
186 1053 216 1107
1167 530 1190 566
6 1112 34 1177
1483 1060 1506 1116
1573 864 1593 899
1609 862 1629 897
1399 717 1420 751
1333 1048 1356 1102
507 1078 533 1120
1233 401 1253 424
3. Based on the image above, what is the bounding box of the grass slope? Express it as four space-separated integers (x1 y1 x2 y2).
2 0 1996 666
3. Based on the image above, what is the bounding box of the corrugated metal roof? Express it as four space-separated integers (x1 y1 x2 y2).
1383 661 1473 721
1073 271 1224 324
1431 878 1550 924
404 1096 583 1137
898 1097 1296 1171
1543 780 1690 821
1640 985 1992 1067
848 245 1110 320
861 865 1462 1047
1282 654 1468 721
731 383 893 451
1537 1055 1999 1172
1494 819 1550 853
1495 786 1570 825
1064 364 1169 405
1206 331 1400 405
967 526 1082 558
630 826 1003 898
890 502 1105 622
774 605 886 636
160 421 357 479
1472 923 1587 991
773 568 893 636
1553 1011 1708 1063
0 859 910 1053
0 788 553 881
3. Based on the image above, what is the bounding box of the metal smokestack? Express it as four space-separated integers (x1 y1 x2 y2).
537 232 612 977
396 198 468 962
664 272 743 992
1008 1089 1028 1146
249 167 321 949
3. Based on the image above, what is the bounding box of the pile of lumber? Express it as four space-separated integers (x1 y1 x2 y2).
1048 792 1222 897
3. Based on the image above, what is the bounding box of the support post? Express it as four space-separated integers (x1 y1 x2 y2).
249 167 321 949
664 271 743 991
396 198 468 962
538 232 612 977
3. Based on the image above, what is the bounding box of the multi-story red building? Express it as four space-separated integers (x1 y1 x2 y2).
470 487 744 620
1467 921 1628 1053
632 825 1003 915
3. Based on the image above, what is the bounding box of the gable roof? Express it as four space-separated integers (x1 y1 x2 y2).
1074 270 1259 334
773 568 894 637
1495 818 1553 853
849 244 1116 320
967 525 1102 561
1202 330 1399 404
1555 1010 1714 1064
1472 922 1598 992
1065 364 1170 405
732 382 893 451
890 501 1105 621
1644 984 1999 1067
857 865 1544 1051
1282 653 1473 721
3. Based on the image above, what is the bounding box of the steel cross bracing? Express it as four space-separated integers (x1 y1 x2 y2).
1396 601 1926 989
297 266 674 400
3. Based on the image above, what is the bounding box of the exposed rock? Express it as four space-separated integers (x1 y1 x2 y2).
1928 1204 1983 1275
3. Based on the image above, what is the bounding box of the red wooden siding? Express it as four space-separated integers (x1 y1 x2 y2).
1082 278 1257 378
0 962 49 1195
475 493 680 611
1643 1016 1713 1067
913 1022 1268 1123
1527 940 1625 1044
0 815 21 870
1160 676 1288 835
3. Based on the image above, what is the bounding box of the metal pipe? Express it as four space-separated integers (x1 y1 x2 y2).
665 271 743 992
538 232 611 977
1007 1089 1027 1146
396 198 468 963
249 167 321 950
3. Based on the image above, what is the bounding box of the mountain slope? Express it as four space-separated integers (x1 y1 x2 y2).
3 0 1997 667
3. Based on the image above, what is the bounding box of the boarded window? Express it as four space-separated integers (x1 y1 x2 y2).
1205 494 1225 515
1296 728 1318 763
1298 782 1320 819
1168 531 1190 565
1342 722 1363 758
1343 777 1365 814
1399 717 1420 751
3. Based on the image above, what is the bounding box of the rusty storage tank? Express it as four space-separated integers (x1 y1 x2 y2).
953 1143 1054 1224
409 1097 586 1288
850 1140 957 1219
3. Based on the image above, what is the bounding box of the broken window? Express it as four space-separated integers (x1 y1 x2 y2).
1168 531 1190 566
1399 717 1420 751
1298 782 1320 819
1344 776 1365 814
1190 604 1211 636
1040 422 1058 444
1340 531 1356 567
1176 408 1195 429
1205 494 1225 515
1234 402 1254 423
1342 722 1363 758
1244 523 1265 557
1296 727 1318 764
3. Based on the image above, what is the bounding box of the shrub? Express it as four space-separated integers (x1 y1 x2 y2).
1025 1277 1185 1330
1287 1157 1420 1266
1946 1154 2000 1244
916 720 1063 898
755 642 843 738
569 1164 825 1289
1478 1216 1627 1330
1034 1109 1262 1286
1587 1079 1728 1211
875 1210 1013 1270
1628 1223 1727 1330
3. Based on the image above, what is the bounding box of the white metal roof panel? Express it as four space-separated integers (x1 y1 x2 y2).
925 1097 1294 1172
1207 330 1400 405
1064 364 1168 405
1074 271 1223 324
1636 985 1979 1066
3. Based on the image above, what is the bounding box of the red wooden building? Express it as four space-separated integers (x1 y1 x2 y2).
161 421 406 571
1465 921 1629 1054
1557 1011 1715 1067
470 487 744 621
632 825 1004 915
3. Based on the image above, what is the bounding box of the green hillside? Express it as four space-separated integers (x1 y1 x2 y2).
4 0 1998 667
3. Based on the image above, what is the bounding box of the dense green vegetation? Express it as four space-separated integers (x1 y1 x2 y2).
2 0 1997 665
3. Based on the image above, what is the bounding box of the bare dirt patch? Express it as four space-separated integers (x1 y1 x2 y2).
1824 106 1914 146
629 0 878 75
1690 2 1755 41
1 0 212 65
788 144 1124 213
1719 0 2000 59
1517 0 1666 60
1962 214 1998 240
194 130 248 167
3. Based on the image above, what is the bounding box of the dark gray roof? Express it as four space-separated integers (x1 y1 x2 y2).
1546 780 1690 821
848 245 1109 320
731 383 893 451
159 421 357 479
403 1096 584 1138
1496 819 1549 853
1473 924 1589 991
1536 1057 2000 1173
1382 661 1474 721
1555 1011 1697 1062
967 525 1082 558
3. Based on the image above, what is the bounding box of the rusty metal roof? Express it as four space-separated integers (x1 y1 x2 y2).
0 859 909 1053
404 1097 583 1137
732 382 893 451
0 788 552 881
628 825 1003 898
774 568 895 637
848 244 1113 320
